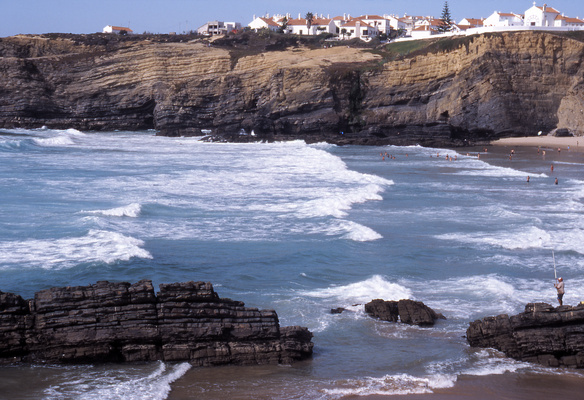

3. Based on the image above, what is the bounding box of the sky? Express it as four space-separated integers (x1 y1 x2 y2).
1 0 583 37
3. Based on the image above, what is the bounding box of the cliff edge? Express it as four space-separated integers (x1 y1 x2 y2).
1 31 584 145
0 280 313 365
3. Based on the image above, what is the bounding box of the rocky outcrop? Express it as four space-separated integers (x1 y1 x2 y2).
364 299 446 326
466 303 584 368
1 31 584 144
0 280 313 365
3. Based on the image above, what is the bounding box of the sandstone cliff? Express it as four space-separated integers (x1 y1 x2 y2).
0 280 313 365
1 31 584 145
467 303 584 368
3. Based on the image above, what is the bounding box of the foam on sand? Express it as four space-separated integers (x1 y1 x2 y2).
321 373 457 397
43 362 191 400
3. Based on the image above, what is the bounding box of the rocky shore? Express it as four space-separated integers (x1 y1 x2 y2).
0 280 313 365
466 303 584 368
2 30 584 145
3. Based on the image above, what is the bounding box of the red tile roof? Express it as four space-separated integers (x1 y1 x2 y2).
537 6 560 14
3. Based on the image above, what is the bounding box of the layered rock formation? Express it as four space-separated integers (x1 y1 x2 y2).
466 303 584 368
1 31 584 145
0 280 313 365
364 299 446 326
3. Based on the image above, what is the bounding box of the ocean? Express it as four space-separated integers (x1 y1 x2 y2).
0 128 583 399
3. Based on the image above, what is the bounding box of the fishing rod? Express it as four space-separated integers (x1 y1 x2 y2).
553 250 557 281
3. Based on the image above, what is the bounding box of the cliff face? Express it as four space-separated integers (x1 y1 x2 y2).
467 303 584 368
0 280 313 365
1 32 584 145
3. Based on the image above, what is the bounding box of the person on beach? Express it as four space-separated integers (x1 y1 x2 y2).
555 178 558 185
554 277 565 306
526 176 530 183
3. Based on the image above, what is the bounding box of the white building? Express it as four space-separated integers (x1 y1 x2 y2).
524 3 560 26
286 17 336 35
338 19 379 41
197 21 242 36
102 25 133 34
356 15 392 36
410 24 437 39
248 17 281 32
483 12 524 27
384 15 408 33
458 18 484 27
554 15 584 28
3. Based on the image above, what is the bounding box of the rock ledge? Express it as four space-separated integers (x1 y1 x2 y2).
0 280 313 365
466 303 584 368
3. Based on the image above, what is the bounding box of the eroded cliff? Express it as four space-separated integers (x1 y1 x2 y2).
1 31 583 145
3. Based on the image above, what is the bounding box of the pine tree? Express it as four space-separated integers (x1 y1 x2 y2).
437 1 453 33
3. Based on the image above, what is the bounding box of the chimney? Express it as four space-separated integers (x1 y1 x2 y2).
253 14 256 20
543 4 547 11
343 13 346 20
298 13 301 19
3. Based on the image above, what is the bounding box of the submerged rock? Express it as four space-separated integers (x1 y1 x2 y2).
364 299 446 326
0 280 313 365
466 303 584 368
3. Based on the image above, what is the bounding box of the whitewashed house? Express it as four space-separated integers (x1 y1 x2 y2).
102 25 133 34
385 15 408 33
410 24 437 39
458 18 484 28
483 11 524 27
524 3 560 26
248 17 281 32
356 15 392 36
197 21 242 36
339 19 379 41
286 17 336 35
554 15 584 28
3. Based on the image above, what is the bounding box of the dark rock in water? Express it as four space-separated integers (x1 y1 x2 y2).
330 307 346 314
364 299 399 322
364 299 445 326
466 303 584 368
0 280 313 365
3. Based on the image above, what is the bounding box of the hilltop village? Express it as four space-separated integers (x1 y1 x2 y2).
190 2 583 41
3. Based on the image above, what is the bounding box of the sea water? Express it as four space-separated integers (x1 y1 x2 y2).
0 128 583 399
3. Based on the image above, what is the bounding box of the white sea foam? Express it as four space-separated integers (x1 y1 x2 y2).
407 274 551 320
43 362 191 400
334 220 383 242
299 275 411 305
436 225 584 255
33 134 75 147
436 226 551 250
84 203 142 218
0 230 152 269
321 373 457 397
62 128 86 136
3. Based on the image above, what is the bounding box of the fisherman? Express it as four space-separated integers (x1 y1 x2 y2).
554 277 565 306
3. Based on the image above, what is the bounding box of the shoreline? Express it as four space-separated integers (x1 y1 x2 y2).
491 136 584 152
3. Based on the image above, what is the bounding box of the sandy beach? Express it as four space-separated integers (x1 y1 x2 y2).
491 136 584 152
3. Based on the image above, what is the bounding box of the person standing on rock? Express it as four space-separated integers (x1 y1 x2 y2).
554 277 565 306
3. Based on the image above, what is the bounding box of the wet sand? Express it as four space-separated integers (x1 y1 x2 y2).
491 136 584 152
380 372 584 400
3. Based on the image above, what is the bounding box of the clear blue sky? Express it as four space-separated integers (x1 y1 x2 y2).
1 0 582 37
